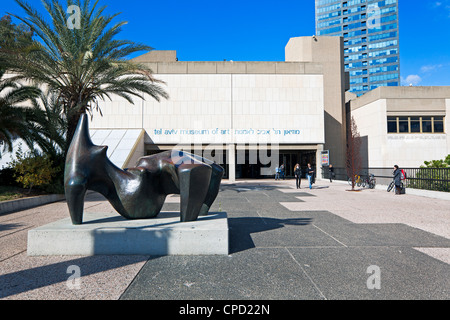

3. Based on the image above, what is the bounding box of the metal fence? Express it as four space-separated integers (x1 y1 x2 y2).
323 167 450 192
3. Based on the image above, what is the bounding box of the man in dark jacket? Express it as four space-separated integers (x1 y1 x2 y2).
294 164 302 189
393 165 402 195
328 164 335 182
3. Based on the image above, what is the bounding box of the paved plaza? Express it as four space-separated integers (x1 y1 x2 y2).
0 178 449 300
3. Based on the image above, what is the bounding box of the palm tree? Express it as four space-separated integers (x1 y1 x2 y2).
4 0 169 154
0 68 40 158
27 90 68 160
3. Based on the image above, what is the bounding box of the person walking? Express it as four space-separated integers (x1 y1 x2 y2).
275 166 280 180
307 163 314 190
294 164 302 189
280 164 285 180
393 165 402 195
329 164 335 183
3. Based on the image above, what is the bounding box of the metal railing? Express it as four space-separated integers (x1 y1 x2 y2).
404 167 450 192
322 167 450 192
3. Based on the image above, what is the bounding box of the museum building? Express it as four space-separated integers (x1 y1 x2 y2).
87 35 449 181
349 86 450 168
2 36 447 181
88 36 349 181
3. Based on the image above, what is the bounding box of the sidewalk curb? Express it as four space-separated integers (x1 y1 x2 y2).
0 194 66 215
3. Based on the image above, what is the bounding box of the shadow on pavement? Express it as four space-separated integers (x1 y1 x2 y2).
229 217 313 254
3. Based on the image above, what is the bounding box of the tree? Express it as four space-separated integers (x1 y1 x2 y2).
27 90 67 160
0 68 40 158
1 68 68 166
0 16 39 158
346 116 362 191
422 155 450 168
3 0 169 155
0 14 34 51
9 144 61 194
0 12 64 193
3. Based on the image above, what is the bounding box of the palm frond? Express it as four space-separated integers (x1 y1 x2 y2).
3 0 169 154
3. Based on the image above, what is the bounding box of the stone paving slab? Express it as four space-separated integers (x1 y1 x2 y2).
120 248 325 300
228 216 342 252
121 179 450 300
287 246 450 300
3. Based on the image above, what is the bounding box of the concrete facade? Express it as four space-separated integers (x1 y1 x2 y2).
89 36 349 181
286 36 348 175
350 86 450 168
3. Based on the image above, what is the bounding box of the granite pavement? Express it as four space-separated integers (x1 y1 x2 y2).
1 179 449 301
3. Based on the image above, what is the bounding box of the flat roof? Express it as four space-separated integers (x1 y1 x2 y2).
351 86 450 111
133 60 324 75
131 50 324 75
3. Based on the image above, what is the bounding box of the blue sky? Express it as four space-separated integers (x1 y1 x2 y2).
1 0 450 86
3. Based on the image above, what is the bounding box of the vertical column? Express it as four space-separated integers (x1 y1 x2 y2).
228 144 236 182
446 99 450 155
228 73 236 182
316 144 324 181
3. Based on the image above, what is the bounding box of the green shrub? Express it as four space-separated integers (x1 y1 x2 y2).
408 155 450 192
422 155 450 169
8 147 61 194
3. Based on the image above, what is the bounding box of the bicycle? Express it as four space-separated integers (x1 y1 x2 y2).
364 174 376 189
348 175 364 187
387 180 403 193
348 174 376 189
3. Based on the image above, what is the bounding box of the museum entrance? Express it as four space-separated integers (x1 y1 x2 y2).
236 149 317 179
146 145 318 180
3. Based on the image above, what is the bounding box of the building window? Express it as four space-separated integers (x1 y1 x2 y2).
410 117 421 133
422 117 432 133
398 117 409 133
387 116 446 134
434 116 445 133
387 116 398 133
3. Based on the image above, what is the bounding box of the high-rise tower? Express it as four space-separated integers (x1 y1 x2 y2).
315 0 400 96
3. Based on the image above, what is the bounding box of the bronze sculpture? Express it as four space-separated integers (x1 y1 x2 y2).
64 114 224 225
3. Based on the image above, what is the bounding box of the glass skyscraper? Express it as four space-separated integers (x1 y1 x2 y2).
315 0 400 96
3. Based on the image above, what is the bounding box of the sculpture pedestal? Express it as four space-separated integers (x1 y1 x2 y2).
27 212 229 256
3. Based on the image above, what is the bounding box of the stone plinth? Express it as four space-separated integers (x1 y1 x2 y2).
27 212 228 256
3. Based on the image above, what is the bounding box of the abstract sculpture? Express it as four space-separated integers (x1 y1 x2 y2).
64 114 224 225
